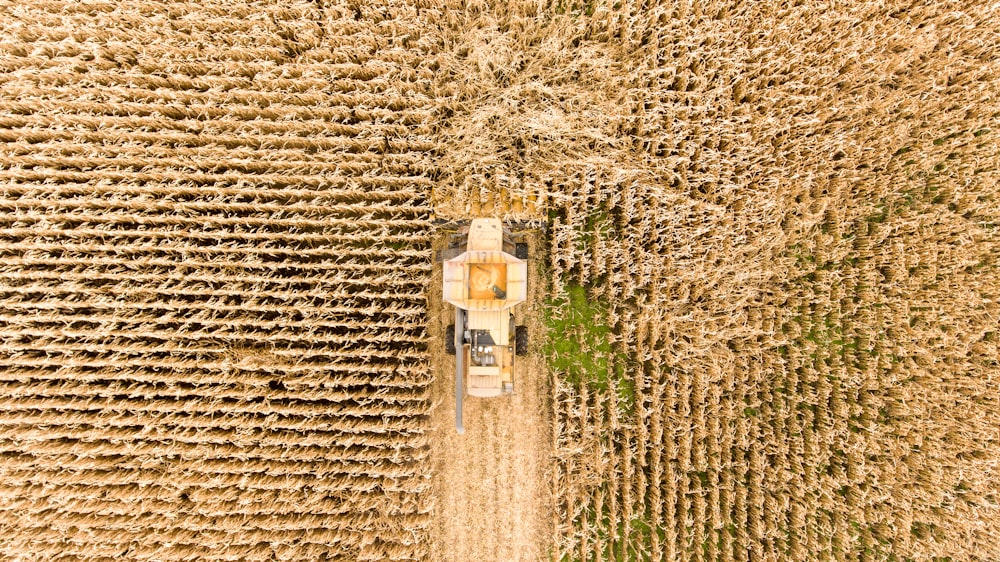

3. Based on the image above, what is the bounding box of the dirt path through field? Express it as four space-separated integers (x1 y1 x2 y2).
426 228 554 562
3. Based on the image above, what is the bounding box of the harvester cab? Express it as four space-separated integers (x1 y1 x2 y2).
440 218 529 433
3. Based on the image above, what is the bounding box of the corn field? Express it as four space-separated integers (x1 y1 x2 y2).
3 0 1000 561
0 1 436 560
434 0 1000 561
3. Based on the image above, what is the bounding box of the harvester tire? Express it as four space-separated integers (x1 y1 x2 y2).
445 324 456 355
515 325 528 356
515 242 529 260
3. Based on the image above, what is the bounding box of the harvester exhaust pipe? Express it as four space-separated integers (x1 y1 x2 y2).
454 307 464 434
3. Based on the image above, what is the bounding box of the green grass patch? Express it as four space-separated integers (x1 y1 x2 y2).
543 283 634 413
576 209 610 253
543 284 612 385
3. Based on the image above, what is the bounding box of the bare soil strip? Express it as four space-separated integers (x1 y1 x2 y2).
426 229 554 562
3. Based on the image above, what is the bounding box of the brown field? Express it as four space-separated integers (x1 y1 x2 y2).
3 0 1000 561
0 1 437 560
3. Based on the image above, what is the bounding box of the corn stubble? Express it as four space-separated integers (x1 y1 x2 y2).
1 1 439 560
433 0 999 560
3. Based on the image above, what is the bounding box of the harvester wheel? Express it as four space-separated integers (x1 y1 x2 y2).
445 324 456 355
515 325 528 356
515 242 529 260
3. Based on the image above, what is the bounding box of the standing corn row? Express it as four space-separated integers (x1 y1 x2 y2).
487 1 1000 560
0 1 440 560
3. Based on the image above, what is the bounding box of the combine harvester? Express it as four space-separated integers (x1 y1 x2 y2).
440 219 528 433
